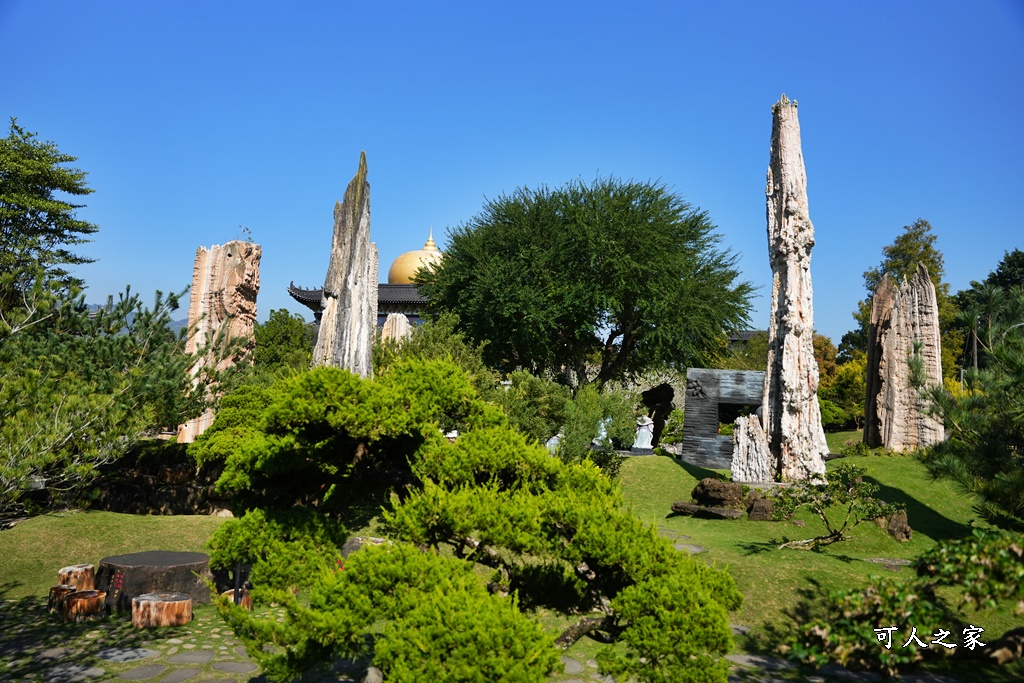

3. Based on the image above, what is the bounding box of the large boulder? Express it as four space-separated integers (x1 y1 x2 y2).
691 478 745 509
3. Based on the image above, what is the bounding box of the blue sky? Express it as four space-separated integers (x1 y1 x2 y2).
2 0 1022 344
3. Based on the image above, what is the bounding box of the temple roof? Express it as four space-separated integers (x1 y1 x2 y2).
288 282 427 312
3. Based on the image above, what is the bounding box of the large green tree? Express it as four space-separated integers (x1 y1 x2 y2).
952 248 1024 371
0 119 97 330
838 219 962 381
253 308 314 374
416 177 753 388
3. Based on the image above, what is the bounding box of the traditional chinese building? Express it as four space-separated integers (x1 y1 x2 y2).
288 232 442 326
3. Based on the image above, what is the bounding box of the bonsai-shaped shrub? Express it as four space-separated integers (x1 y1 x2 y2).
203 358 742 683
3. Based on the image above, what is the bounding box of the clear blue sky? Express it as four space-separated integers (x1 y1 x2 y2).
3 0 1022 344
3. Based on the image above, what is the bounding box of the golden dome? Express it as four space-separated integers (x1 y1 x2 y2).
387 231 443 284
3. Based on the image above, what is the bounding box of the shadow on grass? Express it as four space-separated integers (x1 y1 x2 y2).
741 576 834 656
0 581 192 681
670 459 726 482
866 477 973 542
736 541 777 556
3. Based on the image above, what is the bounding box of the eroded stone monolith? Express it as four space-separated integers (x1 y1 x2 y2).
864 263 944 451
313 152 379 376
731 415 773 483
760 95 828 480
176 240 262 443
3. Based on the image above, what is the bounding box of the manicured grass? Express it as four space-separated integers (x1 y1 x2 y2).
616 446 1023 680
0 510 226 599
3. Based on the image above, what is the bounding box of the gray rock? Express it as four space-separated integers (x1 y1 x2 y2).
724 653 795 671
159 669 202 683
117 666 167 680
97 648 160 663
167 651 214 664
43 664 106 682
561 655 585 674
211 661 258 673
360 666 384 683
886 510 912 542
674 543 707 554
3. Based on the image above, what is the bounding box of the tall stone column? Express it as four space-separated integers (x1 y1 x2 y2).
864 263 944 451
762 95 828 480
176 240 262 443
313 151 379 377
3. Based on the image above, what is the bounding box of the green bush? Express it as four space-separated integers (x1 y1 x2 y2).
206 359 740 683
492 370 570 443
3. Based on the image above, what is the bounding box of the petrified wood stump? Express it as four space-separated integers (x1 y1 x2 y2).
48 584 77 613
95 550 212 612
132 592 193 628
58 563 95 590
220 587 253 610
62 590 106 622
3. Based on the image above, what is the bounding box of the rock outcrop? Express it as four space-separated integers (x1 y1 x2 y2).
864 263 944 451
313 152 379 377
176 240 261 443
747 94 828 482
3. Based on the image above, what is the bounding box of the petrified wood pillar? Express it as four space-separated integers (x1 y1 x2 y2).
381 312 412 343
177 240 262 442
313 151 379 377
58 563 95 590
864 263 944 451
132 592 193 628
762 95 828 481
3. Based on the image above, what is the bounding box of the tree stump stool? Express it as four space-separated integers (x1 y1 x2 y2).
132 592 193 628
48 584 77 613
58 563 95 590
220 587 252 610
95 550 212 612
62 590 106 622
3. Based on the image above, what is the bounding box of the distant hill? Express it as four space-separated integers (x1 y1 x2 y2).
85 304 188 333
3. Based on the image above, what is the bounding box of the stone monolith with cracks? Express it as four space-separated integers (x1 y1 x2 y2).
864 263 944 451
313 151 379 376
761 95 828 480
176 240 262 443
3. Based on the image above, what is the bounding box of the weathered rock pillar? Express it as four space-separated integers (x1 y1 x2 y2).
864 263 944 451
313 152 379 376
761 95 828 481
177 240 261 443
381 313 412 343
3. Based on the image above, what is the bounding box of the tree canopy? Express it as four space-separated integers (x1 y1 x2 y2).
0 119 97 322
416 177 753 387
839 219 962 380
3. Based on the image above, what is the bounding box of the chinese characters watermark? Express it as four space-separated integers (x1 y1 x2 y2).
874 625 985 650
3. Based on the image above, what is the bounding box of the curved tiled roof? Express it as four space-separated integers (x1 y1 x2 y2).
287 282 426 312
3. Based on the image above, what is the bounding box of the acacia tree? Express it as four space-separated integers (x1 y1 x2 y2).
416 177 753 388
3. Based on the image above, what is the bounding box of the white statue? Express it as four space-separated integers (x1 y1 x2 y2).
632 416 655 452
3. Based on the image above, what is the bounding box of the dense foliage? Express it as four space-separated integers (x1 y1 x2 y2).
417 177 753 388
787 528 1024 676
918 285 1024 529
252 308 313 375
202 359 742 683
